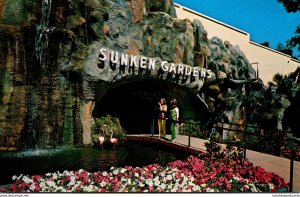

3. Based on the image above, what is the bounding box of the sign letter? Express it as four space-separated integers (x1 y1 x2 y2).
99 48 107 61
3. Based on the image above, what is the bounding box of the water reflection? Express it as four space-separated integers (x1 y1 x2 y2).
108 150 117 166
0 142 189 185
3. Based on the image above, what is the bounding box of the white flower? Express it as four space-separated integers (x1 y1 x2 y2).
200 183 207 188
127 179 132 185
190 177 195 182
113 169 119 175
233 176 240 181
120 168 126 173
46 180 56 188
22 176 32 184
154 179 160 187
160 183 166 189
63 170 73 176
68 176 76 186
171 187 177 192
193 185 201 191
182 188 191 192
12 175 17 180
138 182 145 187
269 183 275 190
167 175 172 181
145 179 153 187
39 182 45 188
54 186 65 192
84 185 94 192
100 181 106 187
134 173 139 177
78 169 84 173
52 174 58 180
206 188 215 192
29 184 35 191
249 184 258 192
17 174 23 180
102 171 108 176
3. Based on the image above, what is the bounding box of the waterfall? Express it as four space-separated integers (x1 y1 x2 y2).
22 87 39 149
63 85 74 146
35 0 55 64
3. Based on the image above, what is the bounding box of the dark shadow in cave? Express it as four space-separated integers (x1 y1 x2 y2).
93 80 210 135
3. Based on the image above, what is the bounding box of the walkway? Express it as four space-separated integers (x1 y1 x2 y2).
126 134 300 192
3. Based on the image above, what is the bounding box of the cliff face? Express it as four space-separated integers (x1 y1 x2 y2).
0 0 83 149
3 0 297 149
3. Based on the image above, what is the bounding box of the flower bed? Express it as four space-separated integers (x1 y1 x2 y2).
282 146 300 161
0 151 288 193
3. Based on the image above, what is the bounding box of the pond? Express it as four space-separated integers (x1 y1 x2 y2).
0 141 190 185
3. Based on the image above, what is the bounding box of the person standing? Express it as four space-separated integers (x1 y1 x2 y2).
158 98 168 139
170 98 179 143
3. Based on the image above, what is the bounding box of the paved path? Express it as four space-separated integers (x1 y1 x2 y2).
127 134 300 192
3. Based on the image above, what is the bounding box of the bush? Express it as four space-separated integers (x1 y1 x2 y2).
92 115 126 144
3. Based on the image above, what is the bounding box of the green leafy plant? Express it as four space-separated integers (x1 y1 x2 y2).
93 115 126 145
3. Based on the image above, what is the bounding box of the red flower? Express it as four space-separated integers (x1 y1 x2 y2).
21 182 28 188
240 169 247 175
227 173 233 179
34 183 40 191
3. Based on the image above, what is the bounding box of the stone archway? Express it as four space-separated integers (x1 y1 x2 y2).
93 79 210 135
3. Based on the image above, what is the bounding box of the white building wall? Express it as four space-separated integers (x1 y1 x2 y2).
245 42 300 83
175 4 300 85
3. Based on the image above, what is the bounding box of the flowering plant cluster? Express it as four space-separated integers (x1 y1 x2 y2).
0 152 288 193
169 152 288 192
281 146 300 161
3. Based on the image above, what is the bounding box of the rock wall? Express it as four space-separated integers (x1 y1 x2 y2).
2 0 297 149
0 0 83 149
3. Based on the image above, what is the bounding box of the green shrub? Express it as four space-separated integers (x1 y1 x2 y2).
92 115 126 144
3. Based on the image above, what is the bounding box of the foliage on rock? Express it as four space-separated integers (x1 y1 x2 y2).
93 115 126 144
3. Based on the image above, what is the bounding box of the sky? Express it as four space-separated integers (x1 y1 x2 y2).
174 0 300 57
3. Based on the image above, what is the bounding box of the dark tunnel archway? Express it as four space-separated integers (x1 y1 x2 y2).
93 80 210 134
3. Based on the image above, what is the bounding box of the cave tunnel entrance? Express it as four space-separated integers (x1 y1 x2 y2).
93 80 209 135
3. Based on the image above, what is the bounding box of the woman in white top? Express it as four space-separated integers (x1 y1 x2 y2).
170 98 179 142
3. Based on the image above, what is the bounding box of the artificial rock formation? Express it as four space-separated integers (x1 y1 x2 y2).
4 0 297 149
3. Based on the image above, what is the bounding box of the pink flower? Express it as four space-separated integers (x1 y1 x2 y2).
243 185 249 191
149 186 155 192
226 183 232 190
